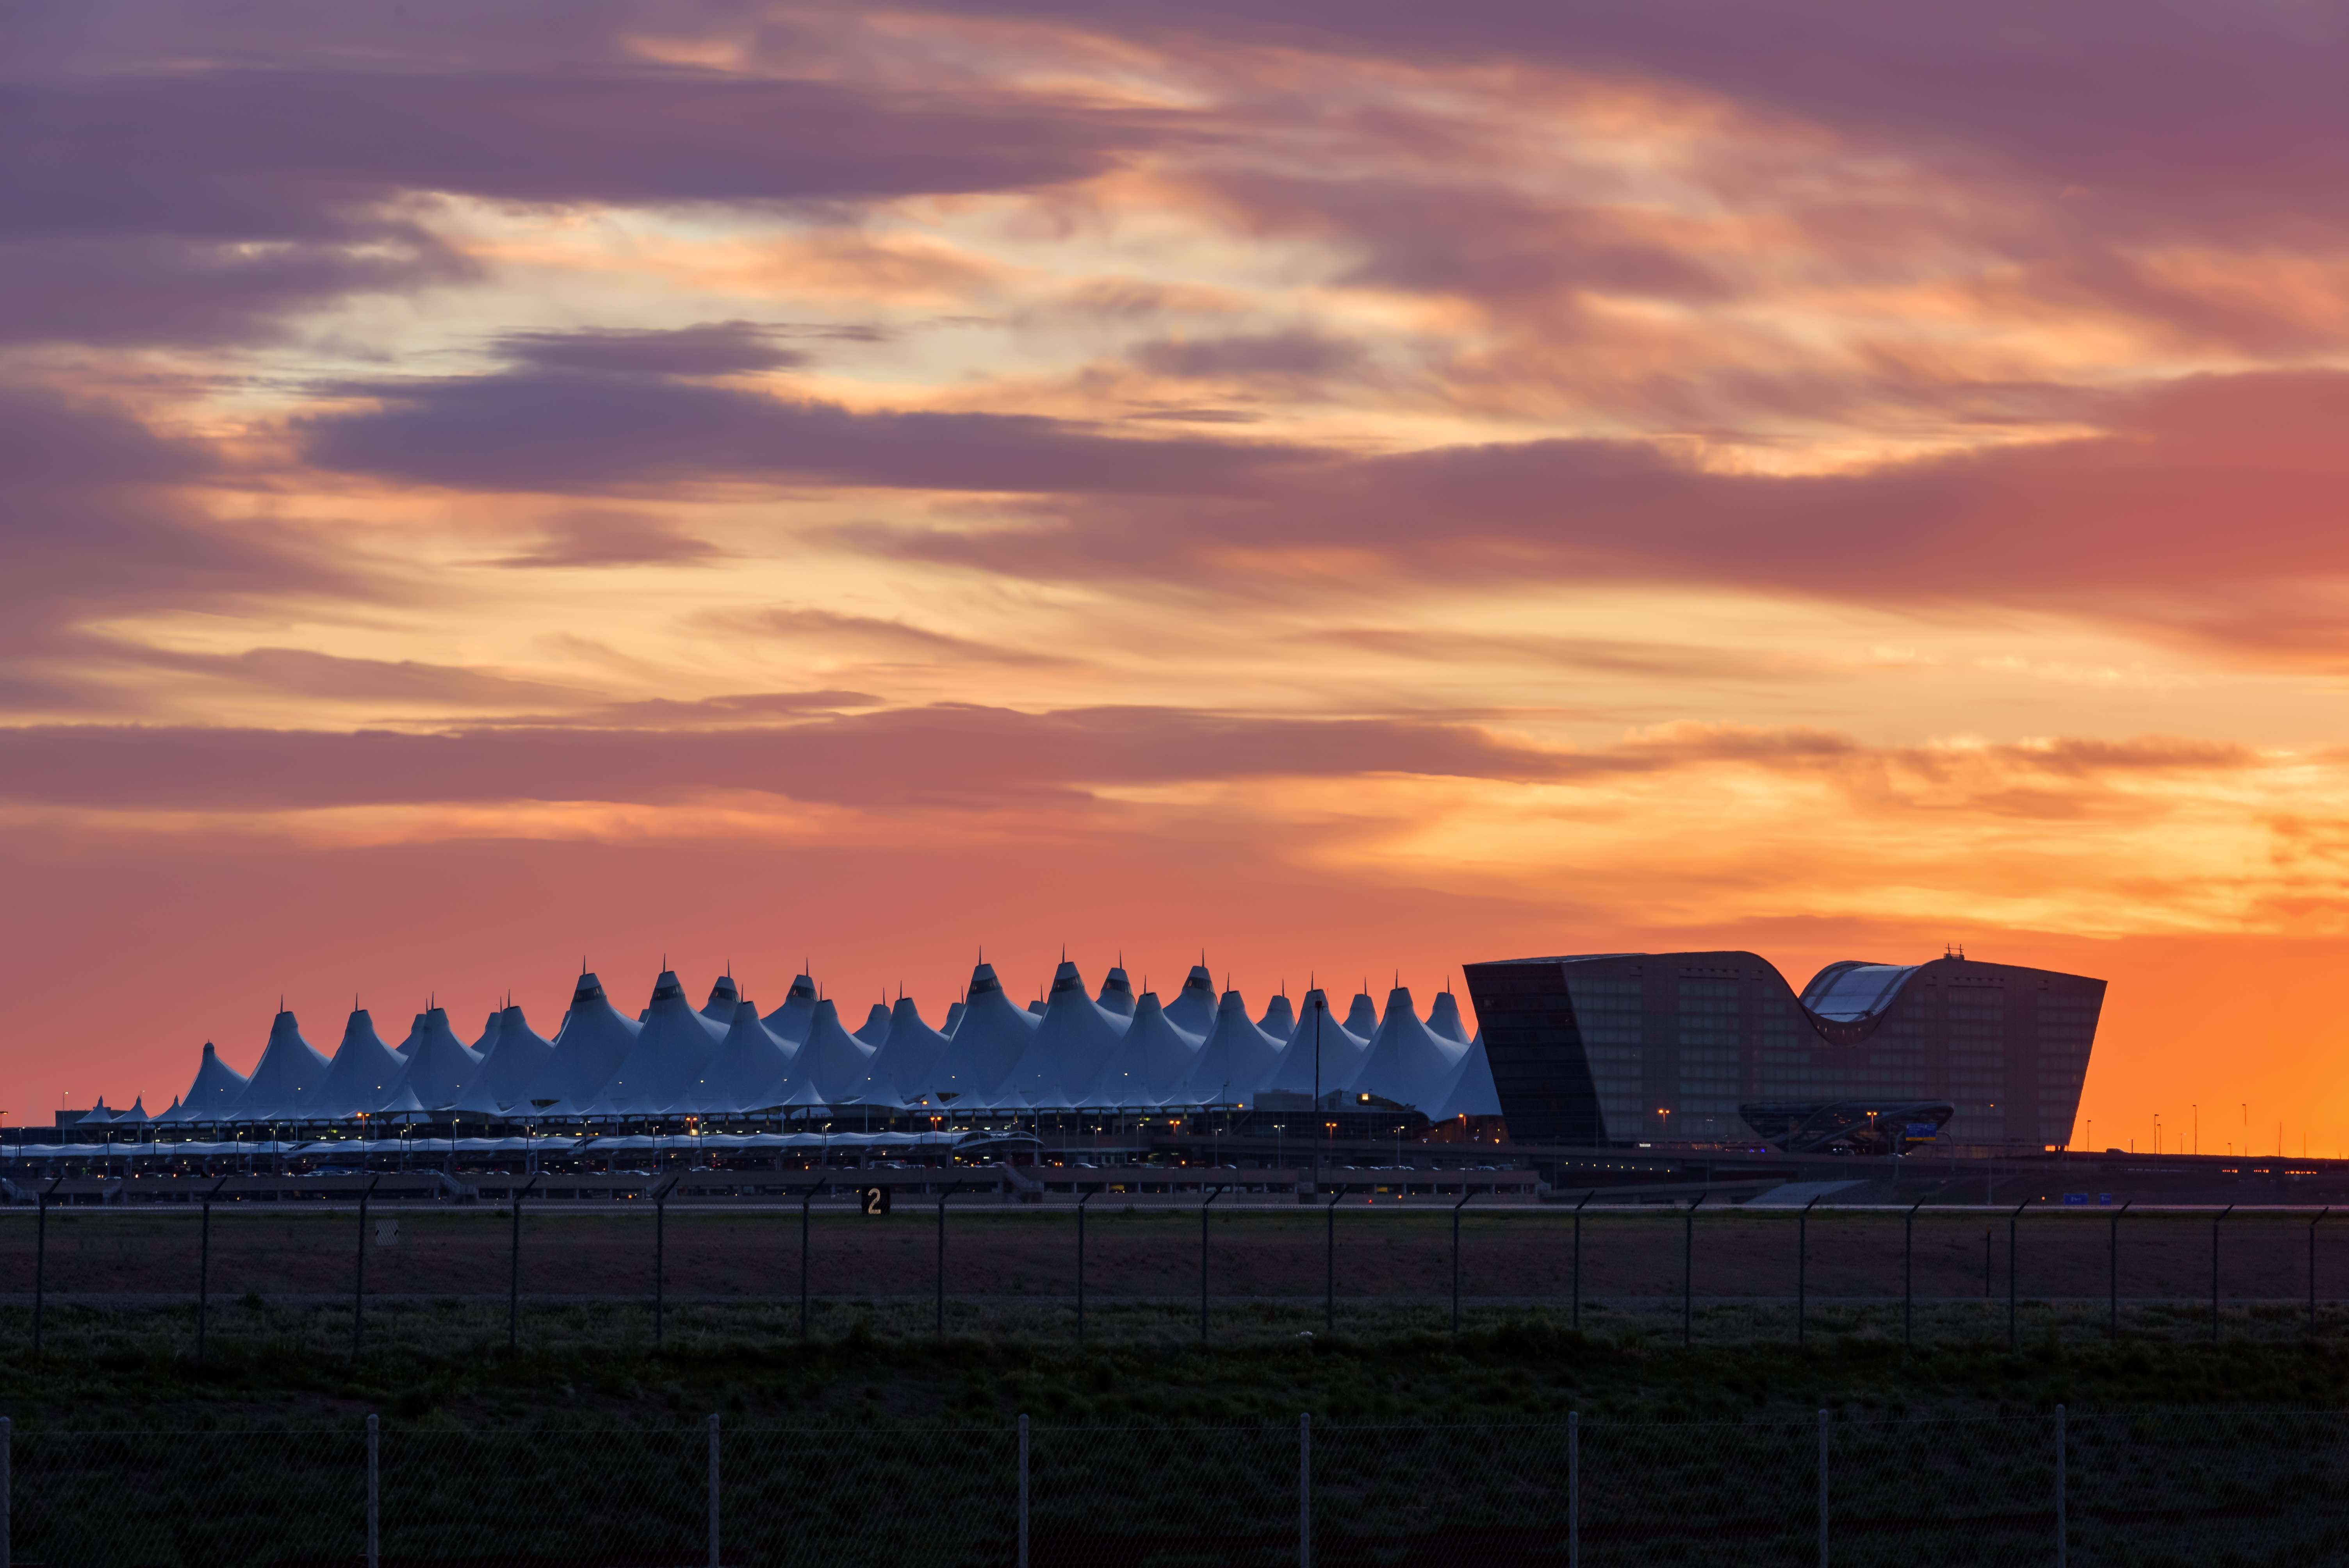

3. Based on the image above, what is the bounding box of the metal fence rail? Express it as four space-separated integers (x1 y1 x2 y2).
12 1199 2349 1354
10 1410 2349 1566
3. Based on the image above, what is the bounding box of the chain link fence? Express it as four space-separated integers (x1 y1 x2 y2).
12 1202 2349 1354
9 1410 2349 1566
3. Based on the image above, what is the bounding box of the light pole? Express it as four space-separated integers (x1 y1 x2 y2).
2193 1105 2198 1156
1310 991 1326 1194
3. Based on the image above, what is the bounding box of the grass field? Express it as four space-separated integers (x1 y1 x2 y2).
1 1199 2329 1309
12 1204 2349 1564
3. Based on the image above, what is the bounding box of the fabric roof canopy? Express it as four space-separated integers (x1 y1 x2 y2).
227 1010 332 1121
454 1003 557 1114
522 972 641 1113
139 961 1501 1123
318 1008 406 1117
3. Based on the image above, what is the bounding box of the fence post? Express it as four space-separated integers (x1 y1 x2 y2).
2212 1205 2234 1342
1297 1411 1311 1568
1567 1409 1579 1568
1451 1192 1461 1336
2312 1209 2329 1333
365 1413 379 1568
2055 1404 2066 1568
1201 1186 1226 1344
1016 1413 1030 1568
706 1413 719 1568
355 1176 380 1358
3 1413 12 1568
1325 1185 1344 1333
1078 1187 1098 1348
1903 1202 1921 1347
2108 1202 2130 1335
2007 1200 2026 1350
1572 1192 1592 1331
31 1182 51 1359
509 1175 535 1353
800 1179 827 1342
198 1178 225 1364
1816 1409 1829 1568
1682 1193 1704 1347
935 1181 964 1338
655 1187 668 1351
1799 1196 1819 1346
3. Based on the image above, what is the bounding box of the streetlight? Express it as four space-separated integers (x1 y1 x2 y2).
1310 989 1326 1194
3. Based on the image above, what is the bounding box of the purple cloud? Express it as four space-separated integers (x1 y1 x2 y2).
300 371 1315 496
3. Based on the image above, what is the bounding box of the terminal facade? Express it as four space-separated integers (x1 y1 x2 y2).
1462 950 2103 1153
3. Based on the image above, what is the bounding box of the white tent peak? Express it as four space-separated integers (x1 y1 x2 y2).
1097 965 1135 1018
454 1002 557 1115
1427 990 1470 1044
1166 964 1219 1036
761 973 819 1044
1181 989 1285 1108
1348 985 1467 1112
701 973 742 1021
227 1009 331 1122
384 1004 483 1112
1084 989 1201 1107
318 1006 405 1117
684 998 792 1115
1257 993 1296 1042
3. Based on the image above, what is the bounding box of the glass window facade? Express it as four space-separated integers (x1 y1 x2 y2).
1463 950 2105 1152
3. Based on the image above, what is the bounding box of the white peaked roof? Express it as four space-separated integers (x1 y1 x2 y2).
1259 988 1364 1098
602 971 727 1112
520 973 641 1110
228 1010 332 1121
116 1096 150 1124
761 975 819 1044
1431 1030 1503 1119
928 963 1037 1106
775 998 878 1106
1001 961 1131 1108
1181 991 1287 1107
1258 994 1297 1043
1344 992 1380 1036
853 1003 891 1047
469 1010 504 1056
702 974 742 1022
1082 991 1201 1107
80 1097 117 1125
161 1095 183 1121
1304 989 1371 1095
869 996 954 1106
943 1001 967 1035
453 1003 557 1114
1349 986 1467 1110
385 1006 483 1112
379 1084 428 1115
172 1042 250 1122
1428 991 1470 1044
318 1009 406 1117
392 1012 424 1057
681 999 793 1113
1096 966 1135 1018
1165 965 1219 1036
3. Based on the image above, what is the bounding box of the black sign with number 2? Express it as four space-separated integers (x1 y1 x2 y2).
855 1185 891 1215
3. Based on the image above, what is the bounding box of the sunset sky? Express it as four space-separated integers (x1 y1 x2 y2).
7 2 2348 1154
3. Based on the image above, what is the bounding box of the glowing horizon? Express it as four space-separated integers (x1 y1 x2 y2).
6 3 2349 1153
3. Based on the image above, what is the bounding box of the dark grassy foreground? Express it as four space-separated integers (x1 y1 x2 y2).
9 1303 2349 1565
8 1295 2349 1424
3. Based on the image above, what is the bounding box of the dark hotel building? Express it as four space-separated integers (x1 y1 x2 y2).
1462 951 2104 1153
